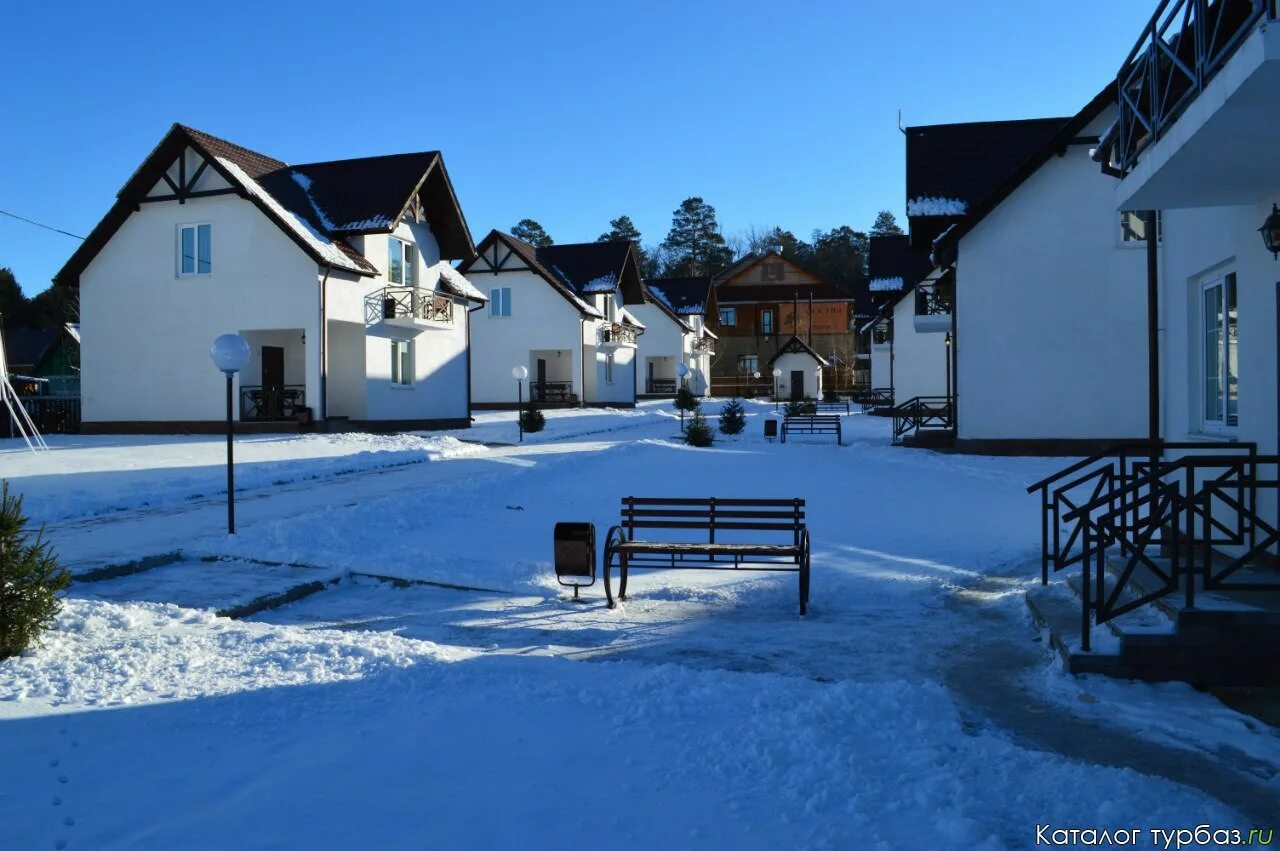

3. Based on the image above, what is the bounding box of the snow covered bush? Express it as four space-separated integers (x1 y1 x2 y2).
520 401 546 433
718 399 747 435
0 481 70 659
684 410 714 447
673 385 700 415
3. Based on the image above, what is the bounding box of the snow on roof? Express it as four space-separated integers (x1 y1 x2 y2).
65 323 81 344
427 262 487 302
906 196 967 217
289 172 336 231
869 277 904 292
617 307 645 330
217 157 368 274
580 272 618 294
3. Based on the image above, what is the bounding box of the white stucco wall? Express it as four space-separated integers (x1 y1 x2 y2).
80 185 323 424
955 110 1149 442
469 268 585 404
773 351 824 399
890 293 949 401
631 303 710 396
870 340 891 389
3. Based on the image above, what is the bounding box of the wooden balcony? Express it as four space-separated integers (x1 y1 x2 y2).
366 287 455 329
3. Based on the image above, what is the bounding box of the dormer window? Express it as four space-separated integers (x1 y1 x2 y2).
388 237 416 285
178 224 211 276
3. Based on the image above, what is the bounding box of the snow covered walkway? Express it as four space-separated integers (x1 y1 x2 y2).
1 403 1277 849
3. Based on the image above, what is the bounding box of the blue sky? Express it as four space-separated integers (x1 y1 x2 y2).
0 1 1155 295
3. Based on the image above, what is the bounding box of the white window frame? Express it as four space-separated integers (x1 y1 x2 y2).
489 287 512 318
391 339 414 387
720 307 736 326
388 237 417 285
1198 271 1238 432
605 353 615 384
177 223 212 277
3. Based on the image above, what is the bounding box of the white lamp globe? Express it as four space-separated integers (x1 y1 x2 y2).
753 371 761 379
676 363 690 378
512 365 529 381
772 368 782 378
210 334 250 375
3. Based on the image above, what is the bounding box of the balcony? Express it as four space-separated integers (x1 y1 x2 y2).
691 335 715 355
365 287 455 329
913 280 952 333
872 324 891 346
1105 0 1280 209
599 323 638 346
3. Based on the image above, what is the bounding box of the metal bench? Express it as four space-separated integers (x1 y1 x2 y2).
814 400 851 414
782 414 842 444
603 497 810 614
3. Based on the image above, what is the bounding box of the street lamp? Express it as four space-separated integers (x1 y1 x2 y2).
676 362 690 432
512 364 528 442
1260 204 1280 260
772 367 782 412
944 332 953 410
209 333 250 534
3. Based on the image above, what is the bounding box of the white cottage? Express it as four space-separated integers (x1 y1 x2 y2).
461 232 647 407
632 277 716 398
56 124 482 433
768 336 828 400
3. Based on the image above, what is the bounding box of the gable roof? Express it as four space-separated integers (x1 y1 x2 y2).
1 327 59 370
905 116 1069 251
766 335 829 367
645 277 711 315
55 124 474 286
537 240 647 304
931 85 1115 264
868 234 933 304
712 252 851 303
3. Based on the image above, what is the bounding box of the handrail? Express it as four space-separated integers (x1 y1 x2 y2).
1025 440 1254 493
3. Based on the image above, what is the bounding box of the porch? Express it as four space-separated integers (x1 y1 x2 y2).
642 355 678 396
238 329 311 424
527 348 579 406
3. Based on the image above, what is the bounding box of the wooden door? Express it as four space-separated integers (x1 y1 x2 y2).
536 358 547 401
791 370 804 401
262 346 284 419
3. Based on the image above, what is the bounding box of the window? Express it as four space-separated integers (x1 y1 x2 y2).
605 353 615 384
762 262 785 282
605 295 617 322
178 224 211 275
388 237 416 284
489 287 512 317
719 307 736 326
761 309 775 336
1200 273 1238 428
1121 211 1163 244
391 339 413 386
737 354 758 374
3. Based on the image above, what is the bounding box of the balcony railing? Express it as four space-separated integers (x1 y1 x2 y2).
600 323 638 346
646 378 677 395
691 336 715 353
915 283 952 317
532 381 576 404
365 287 455 325
241 385 306 421
872 325 891 345
1111 0 1275 175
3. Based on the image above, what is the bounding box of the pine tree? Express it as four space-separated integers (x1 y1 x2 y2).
0 482 70 659
660 197 734 277
808 226 869 294
511 219 554 247
684 409 714 447
870 211 904 237
598 215 648 273
673 385 700 414
718 399 747 435
520 399 546 433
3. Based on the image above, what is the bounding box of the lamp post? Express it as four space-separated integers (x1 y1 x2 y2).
772 367 782 412
512 365 528 442
944 332 953 408
752 370 761 400
676 362 690 432
209 333 250 534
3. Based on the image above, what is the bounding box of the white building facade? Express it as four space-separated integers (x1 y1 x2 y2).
634 277 716 398
58 124 481 433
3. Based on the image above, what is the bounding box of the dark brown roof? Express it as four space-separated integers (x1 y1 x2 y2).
1 327 59 371
715 283 852 303
766 335 828 367
905 116 1069 251
868 234 933 304
538 240 646 304
55 124 474 286
646 277 711 315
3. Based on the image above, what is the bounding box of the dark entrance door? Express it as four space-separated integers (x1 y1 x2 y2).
647 360 654 393
536 358 547 402
791 369 804 401
262 346 285 419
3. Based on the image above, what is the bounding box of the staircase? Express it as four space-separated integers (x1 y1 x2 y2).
891 395 954 446
1026 442 1280 685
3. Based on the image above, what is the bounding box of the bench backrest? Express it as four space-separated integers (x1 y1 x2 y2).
619 497 805 544
785 415 840 425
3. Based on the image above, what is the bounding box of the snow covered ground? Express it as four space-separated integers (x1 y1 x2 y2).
1 401 1276 850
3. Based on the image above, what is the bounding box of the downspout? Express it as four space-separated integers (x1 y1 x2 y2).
580 316 588 408
319 264 331 423
1144 209 1161 444
950 268 958 435
466 297 482 422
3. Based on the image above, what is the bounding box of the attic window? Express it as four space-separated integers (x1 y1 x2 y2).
763 263 785 282
178 224 211 276
388 238 416 285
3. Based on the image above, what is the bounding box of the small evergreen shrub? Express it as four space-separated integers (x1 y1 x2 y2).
718 399 747 435
0 482 70 660
684 409 715 447
674 385 700 414
784 399 817 417
823 389 839 402
519 401 546 433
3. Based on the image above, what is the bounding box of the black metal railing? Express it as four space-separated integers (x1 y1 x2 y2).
915 283 952 317
853 387 894 412
1027 441 1280 650
691 336 715 353
872 325 891 345
8 396 80 435
365 287 455 325
1111 0 1275 175
891 395 953 442
532 381 576 403
646 378 677 394
600 323 638 345
240 385 306 421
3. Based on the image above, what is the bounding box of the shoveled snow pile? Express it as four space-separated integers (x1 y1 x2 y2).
907 196 967 216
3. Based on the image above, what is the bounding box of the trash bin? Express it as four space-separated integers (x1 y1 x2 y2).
554 522 596 599
763 419 778 441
